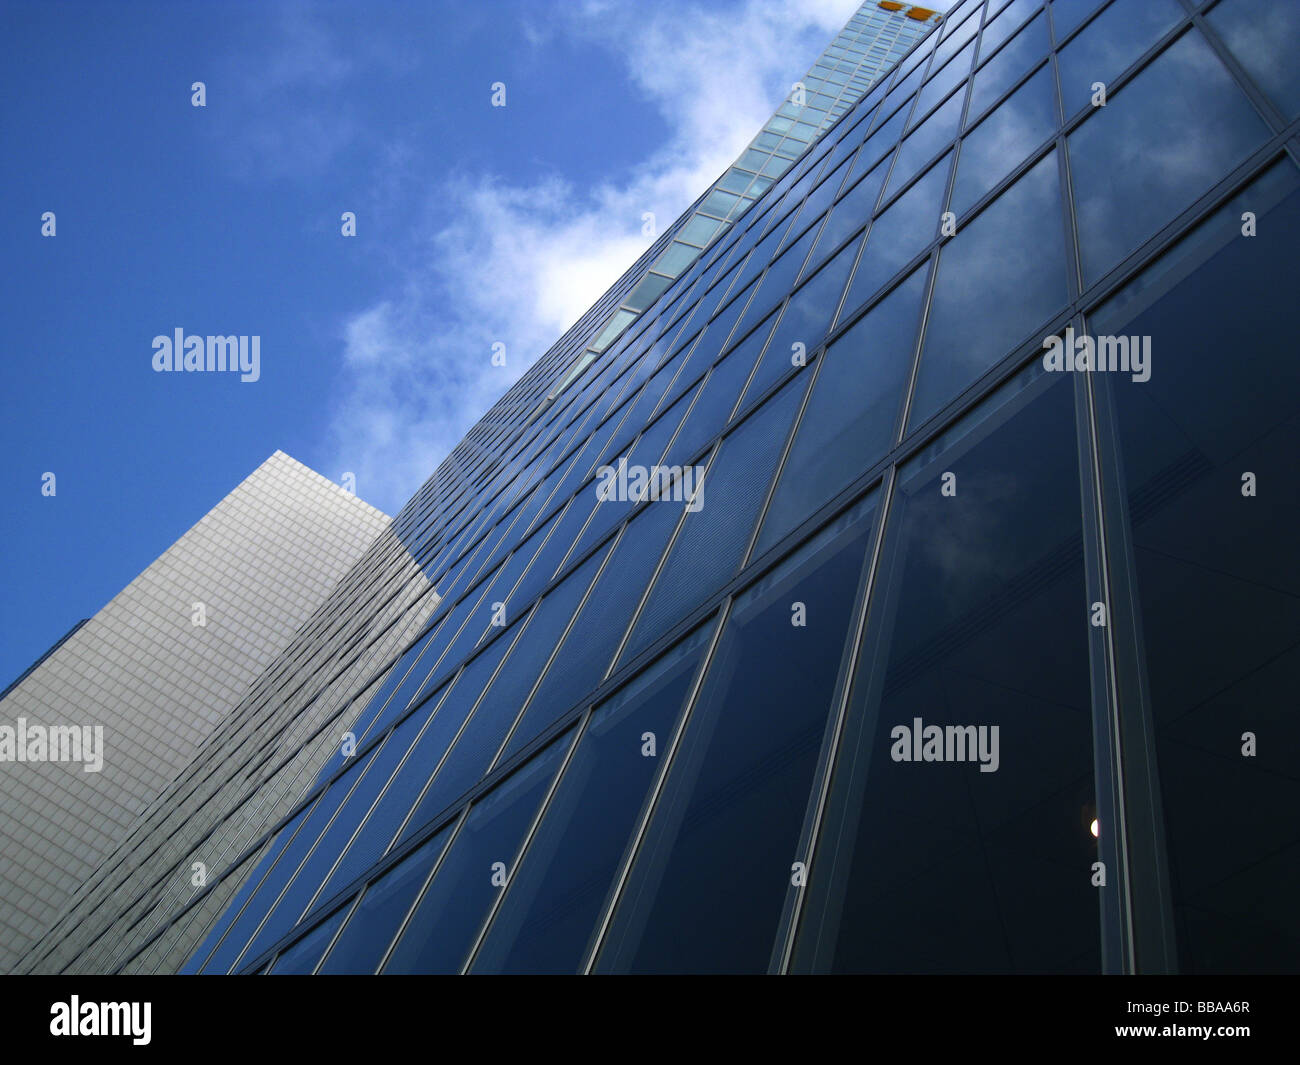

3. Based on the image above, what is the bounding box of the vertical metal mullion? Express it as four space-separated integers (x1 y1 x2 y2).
1073 343 1133 975
770 465 897 973
579 604 732 974
1080 333 1178 974
461 714 590 973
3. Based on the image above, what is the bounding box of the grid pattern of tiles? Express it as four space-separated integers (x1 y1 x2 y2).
0 451 389 972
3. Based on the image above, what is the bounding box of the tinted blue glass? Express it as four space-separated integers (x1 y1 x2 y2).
236 747 378 966
845 153 950 315
315 696 463 902
1091 163 1300 972
978 0 1040 60
1208 0 1300 119
293 704 434 917
658 331 763 469
884 88 965 199
187 831 297 974
623 376 807 663
952 62 1057 217
746 226 819 323
967 10 1049 123
471 629 708 973
393 623 519 846
317 830 451 975
382 735 569 973
933 3 981 68
1069 30 1271 285
814 158 889 264
1048 0 1101 41
912 40 974 127
503 495 686 760
741 240 858 413
757 267 927 555
1057 0 1183 117
596 496 876 972
793 369 1099 974
850 98 910 181
910 150 1067 430
400 548 608 841
265 904 347 974
567 386 694 564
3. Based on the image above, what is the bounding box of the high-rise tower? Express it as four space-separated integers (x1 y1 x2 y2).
19 0 1300 975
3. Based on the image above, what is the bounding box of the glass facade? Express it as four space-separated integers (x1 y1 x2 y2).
20 0 1300 975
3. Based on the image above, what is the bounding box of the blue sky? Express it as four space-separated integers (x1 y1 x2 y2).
0 0 858 685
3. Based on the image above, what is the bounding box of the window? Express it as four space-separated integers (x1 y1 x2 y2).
596 495 878 972
794 366 1099 973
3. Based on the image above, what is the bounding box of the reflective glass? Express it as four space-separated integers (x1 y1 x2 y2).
1089 161 1300 972
317 828 452 974
1057 0 1184 117
471 629 709 973
793 368 1099 973
623 376 807 663
596 496 877 972
910 150 1067 430
757 266 927 554
382 735 570 974
844 152 951 314
952 62 1057 217
1069 29 1271 285
967 10 1049 123
1207 0 1300 119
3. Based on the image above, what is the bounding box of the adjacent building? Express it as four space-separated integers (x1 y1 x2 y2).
0 451 390 972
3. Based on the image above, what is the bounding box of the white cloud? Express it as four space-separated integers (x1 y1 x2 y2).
329 0 863 515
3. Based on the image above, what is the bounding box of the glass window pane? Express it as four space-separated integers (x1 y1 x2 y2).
844 152 951 317
382 735 570 974
952 62 1057 217
814 157 889 264
265 905 347 974
910 149 1066 431
884 88 965 199
741 240 857 413
502 493 687 759
1068 29 1272 286
595 494 878 972
1207 0 1300 120
967 10 1049 124
1089 160 1300 973
793 368 1099 974
757 266 927 554
1057 0 1184 118
1049 0 1102 41
317 828 452 974
978 0 1041 62
622 376 807 663
913 40 975 127
471 628 710 973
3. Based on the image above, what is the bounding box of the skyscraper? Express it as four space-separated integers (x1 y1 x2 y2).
18 0 1299 974
0 451 390 972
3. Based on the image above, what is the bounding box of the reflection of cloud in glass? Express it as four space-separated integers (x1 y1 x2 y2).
1057 0 1183 116
952 64 1056 216
1208 0 1300 119
909 151 1067 430
1069 29 1270 284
